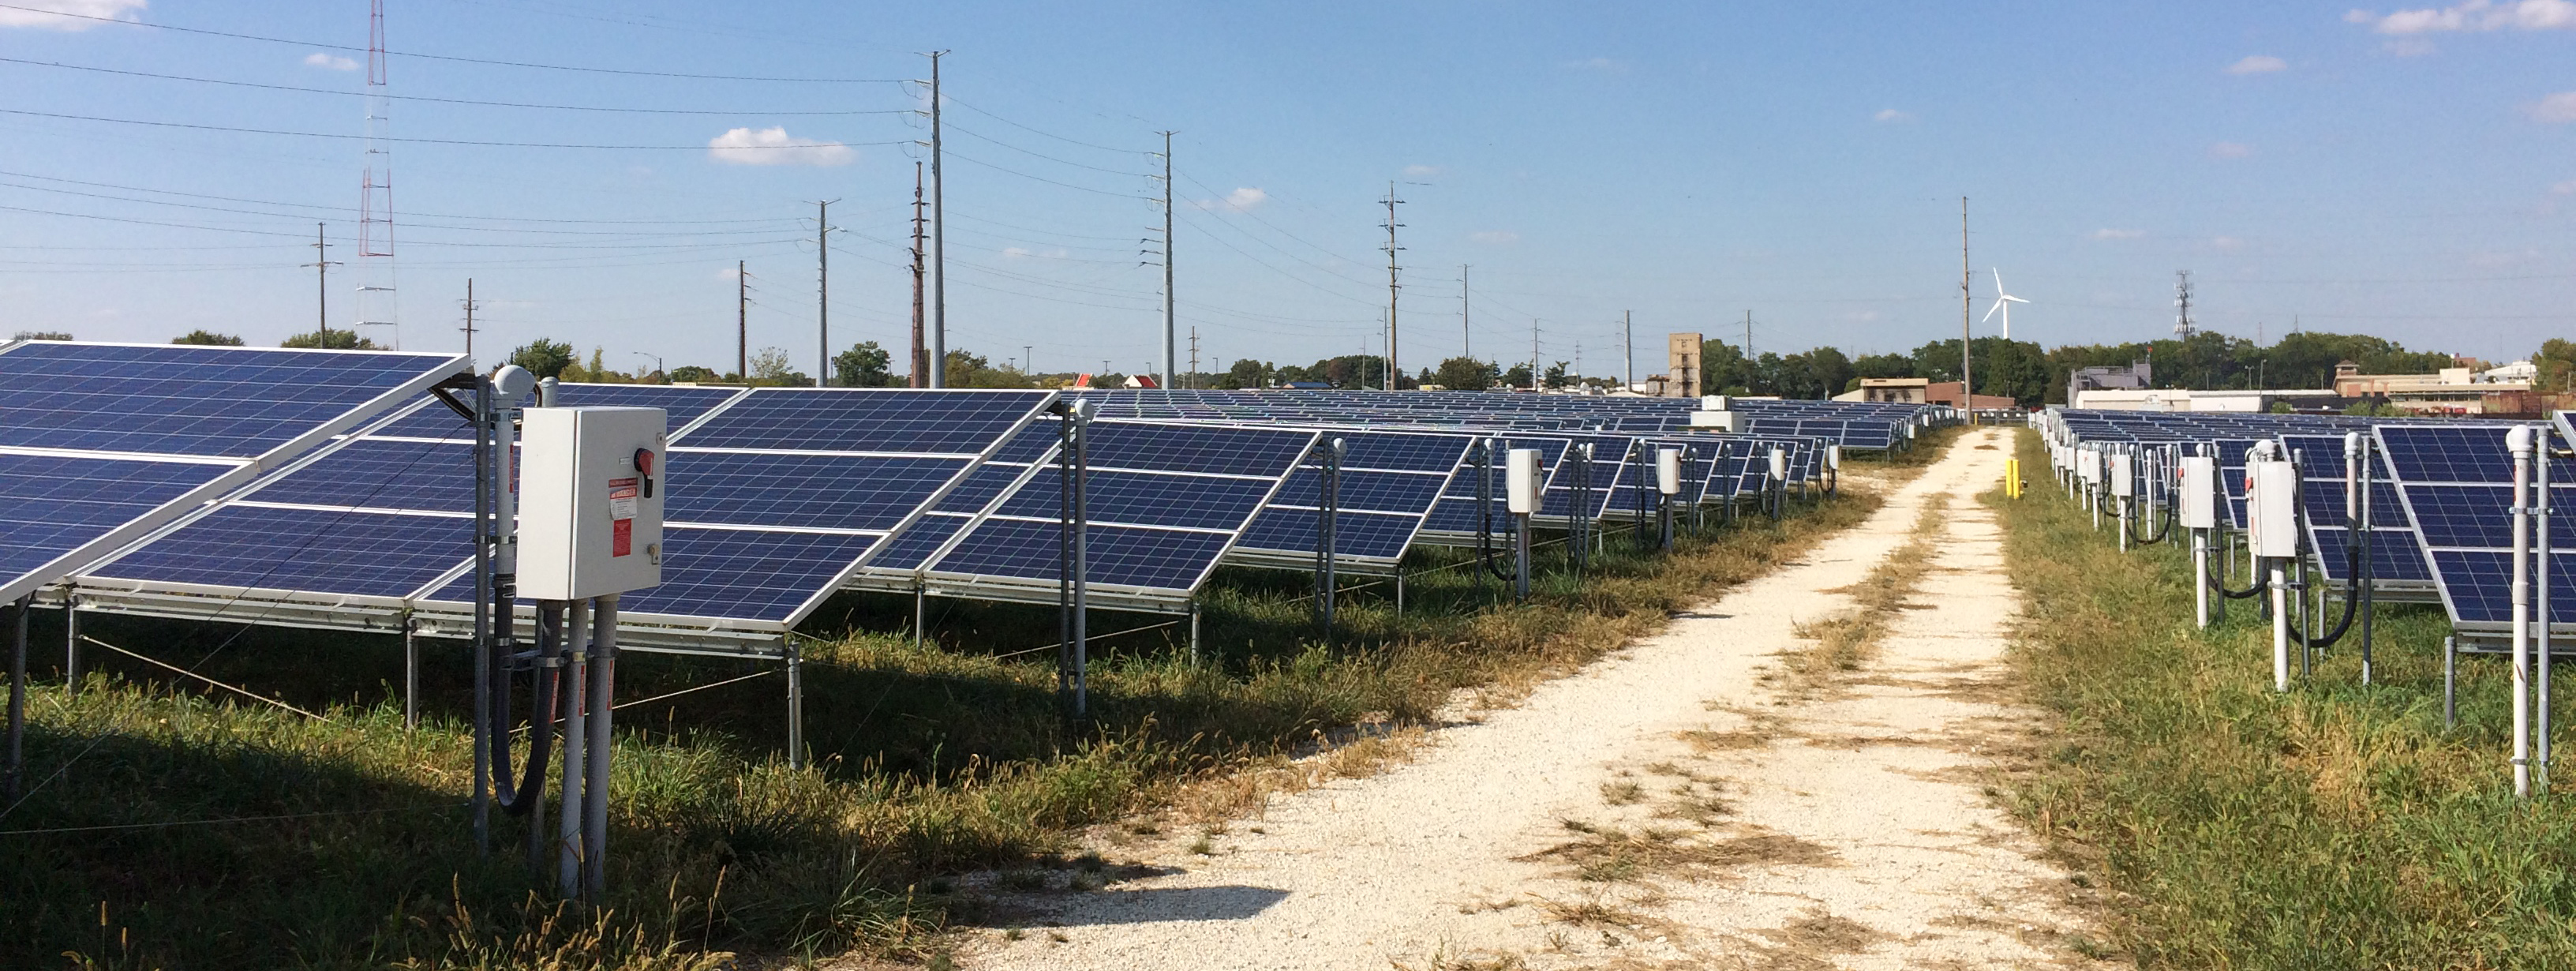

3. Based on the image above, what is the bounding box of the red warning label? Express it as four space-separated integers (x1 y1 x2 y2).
608 477 639 557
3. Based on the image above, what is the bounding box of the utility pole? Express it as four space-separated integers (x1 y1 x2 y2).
1960 197 1974 421
301 223 339 341
1623 310 1633 392
2174 270 2195 340
1188 327 1200 389
459 279 477 358
736 261 749 382
911 162 928 388
926 50 949 388
1744 309 1752 360
815 200 836 386
1460 264 1471 359
1023 344 1033 378
1382 182 1404 388
1158 131 1177 389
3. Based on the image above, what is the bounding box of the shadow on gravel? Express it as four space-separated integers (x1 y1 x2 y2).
1040 885 1291 924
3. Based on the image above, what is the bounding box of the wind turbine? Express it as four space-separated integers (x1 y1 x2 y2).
1982 268 2029 341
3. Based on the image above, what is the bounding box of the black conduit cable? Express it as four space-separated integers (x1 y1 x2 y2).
2290 530 2366 650
2126 494 2176 545
2209 542 2266 600
492 605 561 816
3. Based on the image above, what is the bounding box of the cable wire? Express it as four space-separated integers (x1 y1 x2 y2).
0 56 908 114
0 107 906 150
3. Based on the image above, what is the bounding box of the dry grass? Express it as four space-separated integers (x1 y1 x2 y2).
1522 821 1834 883
1780 499 1951 696
1743 908 1889 971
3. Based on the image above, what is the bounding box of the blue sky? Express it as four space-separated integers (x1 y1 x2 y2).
1 1 2570 379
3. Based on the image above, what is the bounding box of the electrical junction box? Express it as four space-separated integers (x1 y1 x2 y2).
1825 444 1841 470
2080 448 2102 485
1655 448 1682 495
2247 459 2300 557
1687 409 1739 432
1767 447 1788 481
2110 452 2136 498
2180 456 2217 530
1702 396 1731 411
519 407 667 602
1504 448 1541 514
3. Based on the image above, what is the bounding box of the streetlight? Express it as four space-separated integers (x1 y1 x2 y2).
630 351 664 383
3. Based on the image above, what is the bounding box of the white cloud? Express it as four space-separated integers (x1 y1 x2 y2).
1002 246 1070 260
304 52 359 71
1469 231 1519 245
2210 141 2254 158
2348 0 2576 33
1872 108 1914 123
2529 91 2576 122
2091 228 2146 240
0 0 146 29
705 126 856 167
2225 54 2289 74
1402 164 1443 178
1564 57 1627 73
1193 187 1267 212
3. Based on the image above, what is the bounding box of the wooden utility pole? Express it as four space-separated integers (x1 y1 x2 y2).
1382 182 1403 388
301 223 339 341
736 261 748 382
815 199 835 386
1961 197 1974 423
910 161 928 388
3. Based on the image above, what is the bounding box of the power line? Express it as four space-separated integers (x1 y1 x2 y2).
0 57 906 114
942 94 1151 154
0 2 910 82
942 122 1151 177
942 149 1152 198
0 168 803 226
0 107 908 151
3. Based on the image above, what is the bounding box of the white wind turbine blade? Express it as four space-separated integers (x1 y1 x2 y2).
1992 268 2006 297
2003 294 2030 304
1982 297 2006 323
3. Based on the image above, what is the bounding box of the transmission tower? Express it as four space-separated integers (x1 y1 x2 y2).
354 0 399 347
1382 182 1404 388
2173 270 2195 339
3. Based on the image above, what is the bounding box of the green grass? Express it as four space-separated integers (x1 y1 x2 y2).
0 441 1937 970
1994 426 2576 967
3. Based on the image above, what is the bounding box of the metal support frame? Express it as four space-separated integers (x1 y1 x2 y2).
1188 601 1201 664
785 638 804 770
1055 402 1091 722
1570 443 1592 578
402 613 418 730
1315 438 1342 636
5 594 25 801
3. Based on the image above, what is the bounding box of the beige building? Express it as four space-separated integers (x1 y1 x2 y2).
1663 332 1703 398
2332 359 2529 415
1831 377 1930 403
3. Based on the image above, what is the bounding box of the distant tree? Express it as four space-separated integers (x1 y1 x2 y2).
282 330 382 350
507 338 575 379
2343 399 2404 417
2270 399 2297 414
1432 356 1499 391
171 329 244 346
1852 352 1912 380
1500 362 1534 389
941 349 1033 388
560 348 640 384
668 365 721 384
834 340 894 387
1219 358 1270 390
748 347 812 387
11 330 72 341
1543 361 1571 390
2534 339 2576 393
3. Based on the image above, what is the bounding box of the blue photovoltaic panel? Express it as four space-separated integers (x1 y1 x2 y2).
612 528 877 623
2425 550 2576 626
936 518 1235 590
2309 527 2436 583
370 383 741 439
868 514 968 571
0 454 230 579
665 452 970 532
249 437 476 513
932 462 1032 514
993 467 1279 530
1082 422 1320 475
91 505 472 600
680 388 1050 453
1334 431 1478 474
1422 437 1572 535
1238 508 1421 560
1268 468 1450 512
0 343 463 457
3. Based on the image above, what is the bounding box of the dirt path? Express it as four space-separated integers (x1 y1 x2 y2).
962 427 2106 970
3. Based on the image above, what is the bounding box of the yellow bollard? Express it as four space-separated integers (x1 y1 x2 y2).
2005 459 2022 499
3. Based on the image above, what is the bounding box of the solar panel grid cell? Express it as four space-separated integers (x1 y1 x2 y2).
0 343 462 457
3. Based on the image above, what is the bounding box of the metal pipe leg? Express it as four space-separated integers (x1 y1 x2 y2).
785 640 804 771
402 618 419 731
5 596 24 802
1188 602 1201 665
2445 636 2458 729
584 594 615 902
557 598 589 899
913 586 926 650
62 594 77 696
1395 573 1405 616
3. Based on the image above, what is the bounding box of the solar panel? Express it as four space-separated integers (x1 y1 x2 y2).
79 387 1054 649
0 341 469 605
2279 433 2432 588
680 388 1043 453
1227 429 1473 568
912 418 1317 609
1421 436 1571 540
2378 424 2576 632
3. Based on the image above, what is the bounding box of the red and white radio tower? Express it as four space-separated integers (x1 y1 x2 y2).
354 0 401 347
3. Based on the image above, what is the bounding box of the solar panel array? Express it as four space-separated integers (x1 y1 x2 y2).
2377 424 2576 633
1230 429 1475 571
1 341 470 604
75 385 1054 650
2278 433 2433 588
